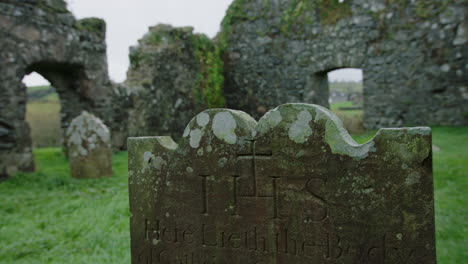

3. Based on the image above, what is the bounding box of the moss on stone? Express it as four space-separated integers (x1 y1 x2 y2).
222 0 352 37
414 0 450 19
38 0 69 13
146 32 163 45
316 0 352 25
218 0 251 52
386 0 450 19
129 49 143 68
221 0 252 31
127 26 225 109
191 34 225 109
75 18 106 35
280 0 315 35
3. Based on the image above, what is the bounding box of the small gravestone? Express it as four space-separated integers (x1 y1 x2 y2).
66 111 112 178
128 104 435 264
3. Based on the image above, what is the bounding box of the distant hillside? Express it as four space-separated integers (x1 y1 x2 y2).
27 85 58 102
329 81 362 94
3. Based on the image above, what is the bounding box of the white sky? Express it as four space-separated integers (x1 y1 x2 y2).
23 0 362 86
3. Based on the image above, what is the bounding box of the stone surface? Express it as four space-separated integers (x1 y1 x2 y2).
128 103 435 263
67 111 112 179
219 0 468 127
0 0 113 178
125 24 224 140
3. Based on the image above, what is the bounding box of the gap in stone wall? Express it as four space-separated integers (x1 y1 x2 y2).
327 68 363 105
23 72 62 148
327 68 365 134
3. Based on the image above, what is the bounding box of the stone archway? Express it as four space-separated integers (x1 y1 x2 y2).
0 0 112 179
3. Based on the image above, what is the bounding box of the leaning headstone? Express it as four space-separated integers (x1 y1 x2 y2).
128 104 435 264
66 111 112 178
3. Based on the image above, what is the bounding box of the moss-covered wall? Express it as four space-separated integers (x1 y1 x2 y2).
125 25 225 139
220 0 467 127
0 0 112 178
191 34 225 109
75 18 106 37
37 0 70 14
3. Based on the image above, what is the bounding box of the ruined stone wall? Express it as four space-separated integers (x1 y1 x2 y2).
0 0 112 178
124 24 224 140
220 0 468 127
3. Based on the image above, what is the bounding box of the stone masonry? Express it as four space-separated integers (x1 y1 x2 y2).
0 0 112 178
125 24 224 140
219 0 468 127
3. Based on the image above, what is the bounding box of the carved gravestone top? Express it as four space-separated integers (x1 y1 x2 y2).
66 111 112 178
128 103 435 264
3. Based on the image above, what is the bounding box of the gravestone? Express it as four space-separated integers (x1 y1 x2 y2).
66 111 112 178
128 103 435 264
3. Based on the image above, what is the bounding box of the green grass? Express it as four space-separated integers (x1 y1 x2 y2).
26 85 61 148
0 149 130 263
27 85 52 93
27 85 58 103
330 101 363 116
0 128 466 263
430 127 468 263
43 93 59 102
26 102 61 148
329 81 362 93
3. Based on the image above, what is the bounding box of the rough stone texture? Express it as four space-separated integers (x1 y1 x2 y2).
128 103 435 263
125 24 224 140
109 82 135 150
0 0 112 178
67 111 112 179
220 0 468 127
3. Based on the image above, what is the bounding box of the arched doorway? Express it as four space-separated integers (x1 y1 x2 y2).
0 61 101 179
0 1 112 179
23 72 62 148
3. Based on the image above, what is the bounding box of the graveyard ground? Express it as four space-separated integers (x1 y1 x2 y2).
0 127 466 263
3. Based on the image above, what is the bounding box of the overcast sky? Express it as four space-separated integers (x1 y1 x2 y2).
24 0 362 86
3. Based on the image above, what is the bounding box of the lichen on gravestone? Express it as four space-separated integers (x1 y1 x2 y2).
66 111 112 179
128 103 435 263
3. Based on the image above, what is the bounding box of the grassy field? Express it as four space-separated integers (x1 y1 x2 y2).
329 81 362 93
0 127 466 263
26 85 62 148
26 103 62 148
26 85 52 93
0 150 130 263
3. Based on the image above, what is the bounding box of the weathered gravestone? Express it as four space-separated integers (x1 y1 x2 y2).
128 103 435 264
66 111 112 178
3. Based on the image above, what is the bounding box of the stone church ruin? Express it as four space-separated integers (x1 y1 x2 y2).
0 0 112 178
124 24 224 140
220 0 467 127
1 0 467 179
